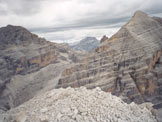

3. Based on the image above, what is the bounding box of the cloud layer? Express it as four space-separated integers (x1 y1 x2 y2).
0 0 162 43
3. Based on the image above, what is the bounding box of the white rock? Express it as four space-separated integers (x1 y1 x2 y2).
15 112 27 122
40 107 48 113
4 87 157 122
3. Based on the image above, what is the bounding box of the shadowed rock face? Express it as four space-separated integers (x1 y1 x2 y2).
57 11 162 106
0 25 44 48
0 25 83 111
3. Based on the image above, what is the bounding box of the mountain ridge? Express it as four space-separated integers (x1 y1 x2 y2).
57 11 162 108
70 37 100 52
0 25 45 46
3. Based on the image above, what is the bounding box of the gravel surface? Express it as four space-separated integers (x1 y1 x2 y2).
1 87 157 122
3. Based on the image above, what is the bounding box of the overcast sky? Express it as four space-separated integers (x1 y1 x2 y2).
0 0 162 43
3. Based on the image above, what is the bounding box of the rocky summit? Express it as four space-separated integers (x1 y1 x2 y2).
57 11 162 108
0 25 84 111
0 87 157 122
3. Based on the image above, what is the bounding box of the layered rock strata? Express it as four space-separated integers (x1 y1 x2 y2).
57 11 162 108
0 25 83 111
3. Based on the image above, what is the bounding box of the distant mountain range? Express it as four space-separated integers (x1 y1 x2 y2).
70 37 100 52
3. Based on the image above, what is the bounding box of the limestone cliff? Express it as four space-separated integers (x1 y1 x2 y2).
57 11 162 108
0 25 83 111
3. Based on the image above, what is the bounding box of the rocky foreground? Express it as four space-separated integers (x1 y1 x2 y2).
0 87 157 122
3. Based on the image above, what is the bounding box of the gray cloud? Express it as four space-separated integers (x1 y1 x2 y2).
0 0 41 16
30 16 128 33
0 0 162 43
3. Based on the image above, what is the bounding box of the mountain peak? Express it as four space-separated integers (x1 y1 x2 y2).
0 25 39 46
6 24 14 28
84 37 97 40
124 10 159 31
133 10 148 18
70 37 99 52
128 11 149 24
100 35 108 43
2 25 28 31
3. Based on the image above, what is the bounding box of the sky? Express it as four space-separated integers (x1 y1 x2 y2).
0 0 162 43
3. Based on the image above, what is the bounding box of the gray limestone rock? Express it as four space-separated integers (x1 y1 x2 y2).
1 87 157 122
0 25 84 111
58 11 162 108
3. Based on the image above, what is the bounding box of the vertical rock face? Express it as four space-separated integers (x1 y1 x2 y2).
57 11 162 106
0 25 83 111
